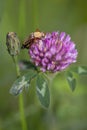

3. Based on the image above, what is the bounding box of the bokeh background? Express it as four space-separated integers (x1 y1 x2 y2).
0 0 87 130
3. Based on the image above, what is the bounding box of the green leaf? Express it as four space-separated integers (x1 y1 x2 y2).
66 71 76 91
10 70 37 96
71 66 87 75
19 60 37 70
36 74 50 108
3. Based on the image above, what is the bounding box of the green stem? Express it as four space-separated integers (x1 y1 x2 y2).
19 93 27 130
13 56 27 130
13 56 20 77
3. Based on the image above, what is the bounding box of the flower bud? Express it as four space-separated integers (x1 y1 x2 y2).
6 32 20 56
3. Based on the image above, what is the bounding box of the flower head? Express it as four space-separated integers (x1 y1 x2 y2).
29 31 78 72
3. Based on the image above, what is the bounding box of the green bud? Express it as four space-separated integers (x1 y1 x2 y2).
6 32 20 56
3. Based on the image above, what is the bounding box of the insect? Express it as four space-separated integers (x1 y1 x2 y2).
21 29 45 49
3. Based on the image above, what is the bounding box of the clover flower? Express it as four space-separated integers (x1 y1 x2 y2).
29 31 78 72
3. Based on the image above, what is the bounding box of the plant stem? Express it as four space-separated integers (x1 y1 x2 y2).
13 56 27 130
13 56 20 77
19 93 27 130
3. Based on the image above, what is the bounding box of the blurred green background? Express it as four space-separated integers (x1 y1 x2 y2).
0 0 87 130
